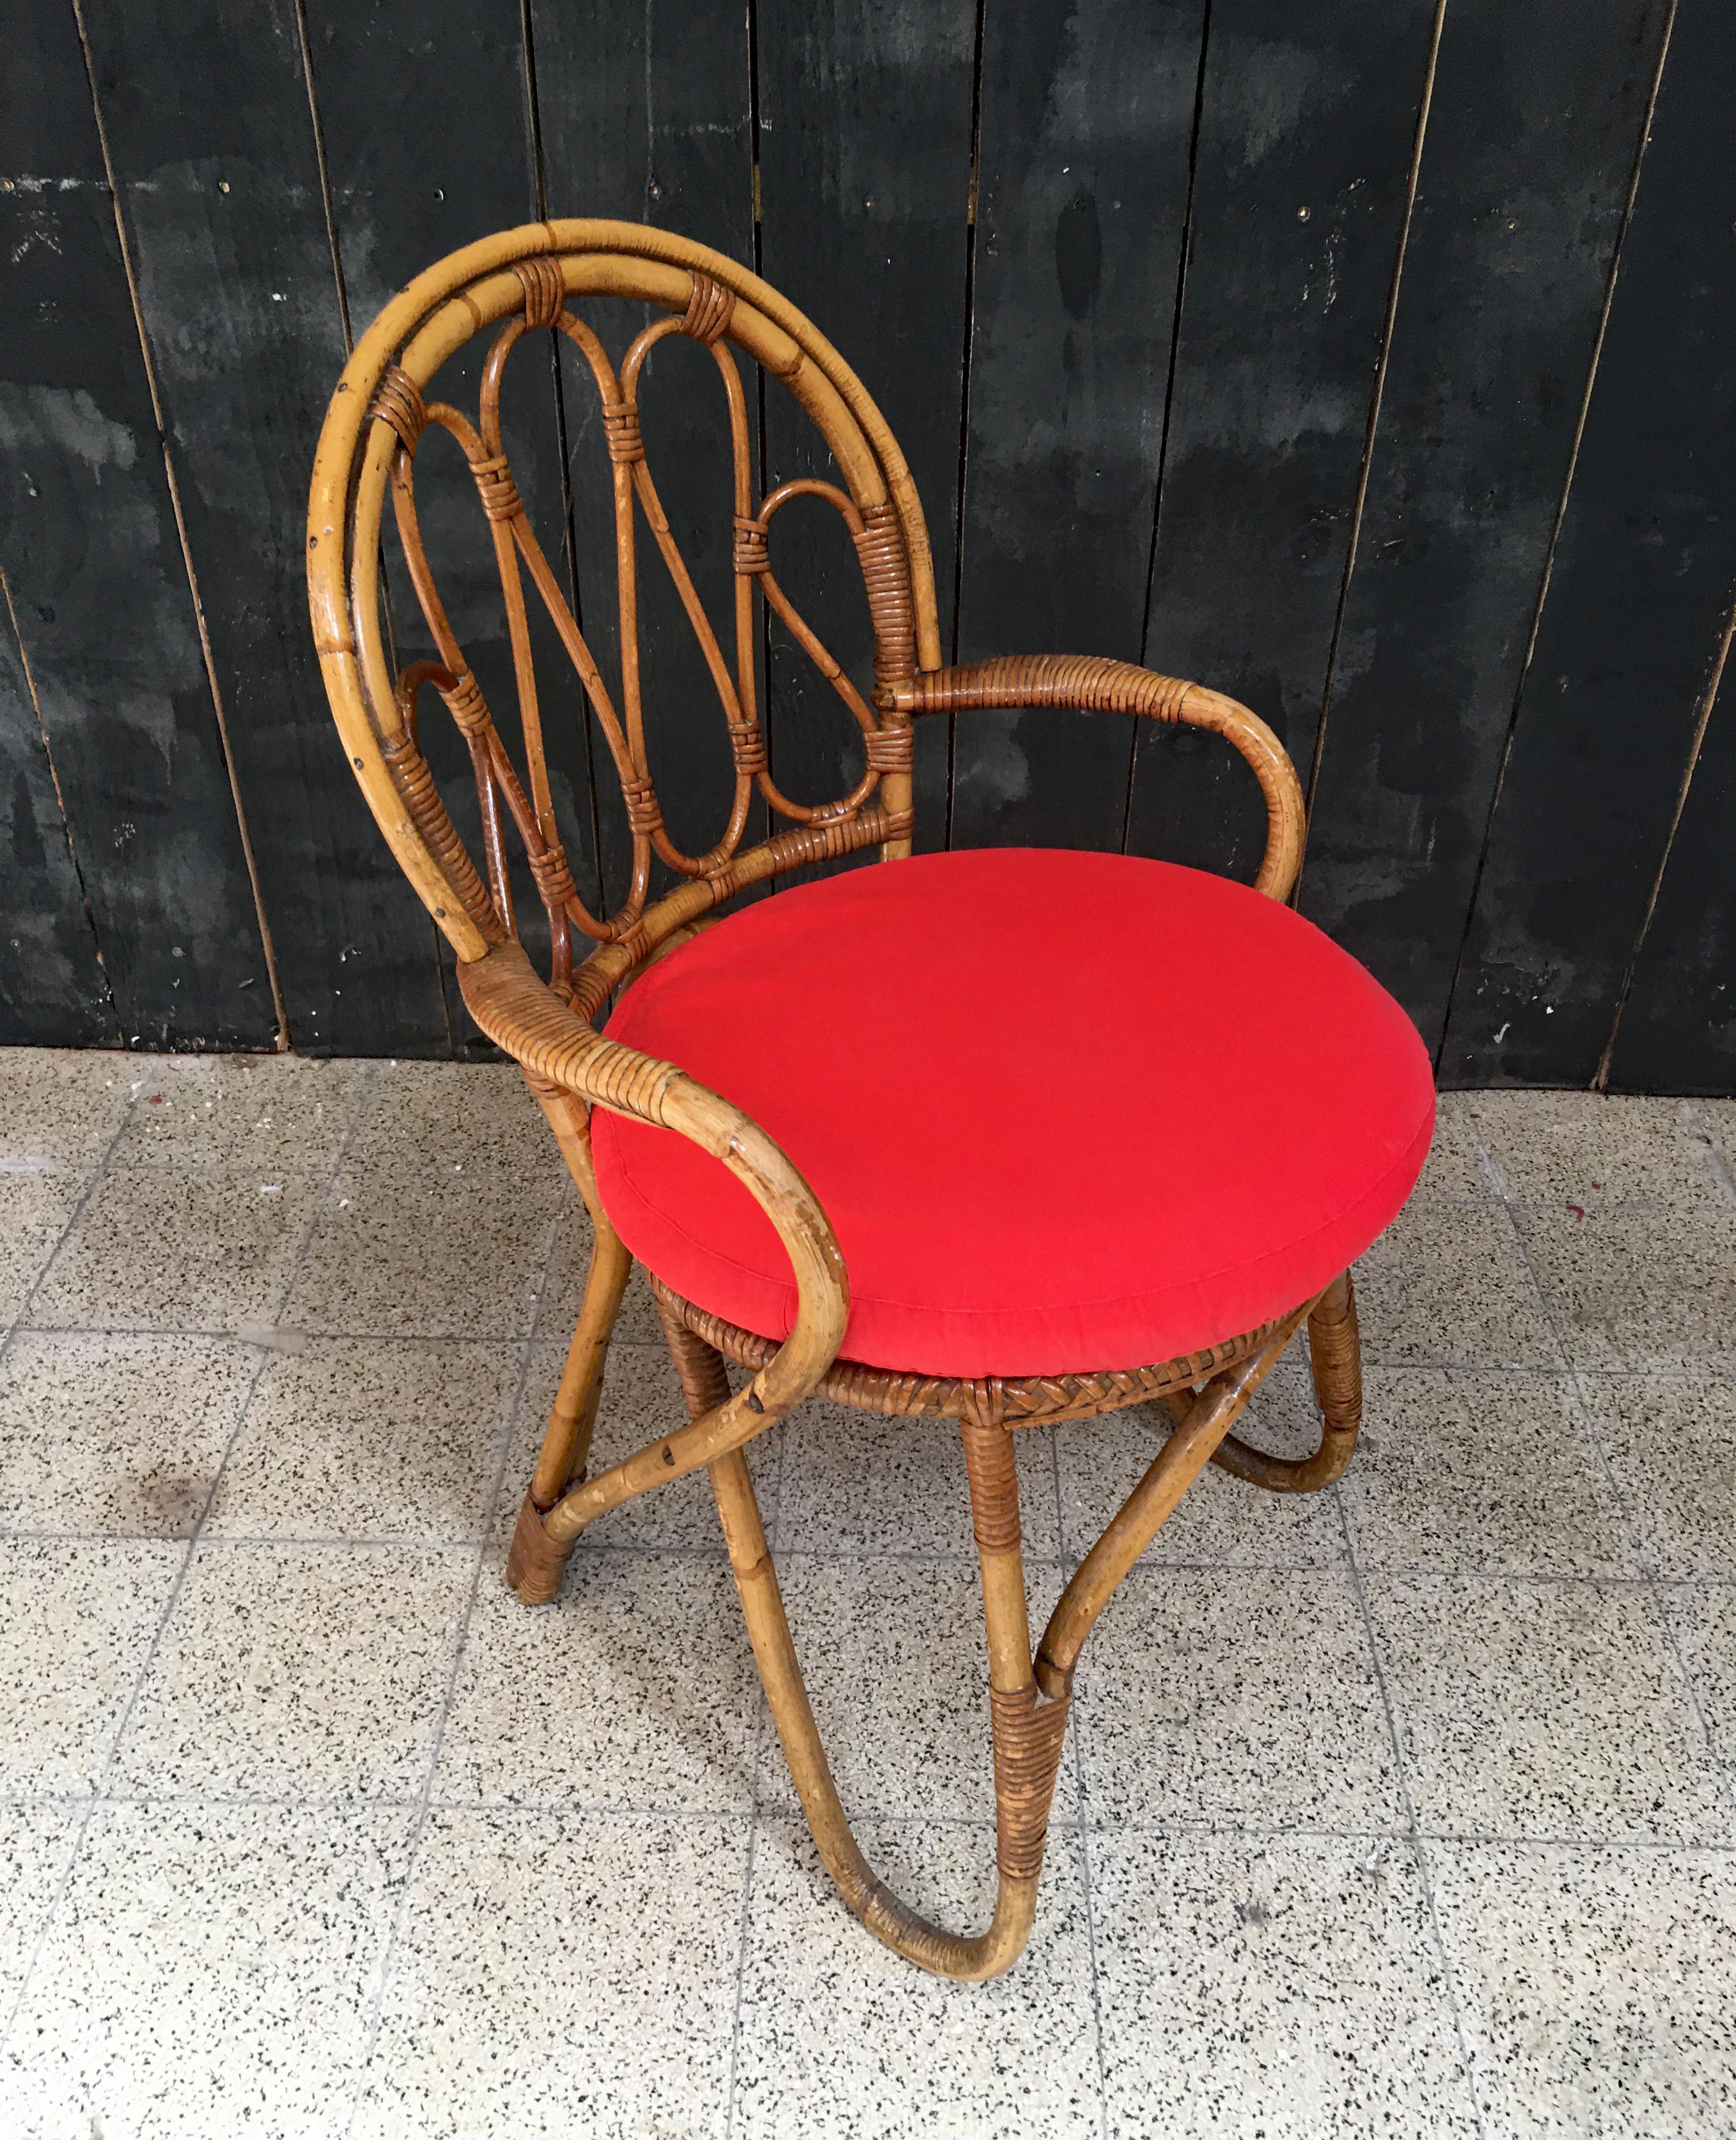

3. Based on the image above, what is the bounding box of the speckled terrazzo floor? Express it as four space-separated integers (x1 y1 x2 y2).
1 1047 1733 2139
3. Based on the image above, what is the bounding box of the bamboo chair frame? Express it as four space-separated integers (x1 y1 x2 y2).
308 219 1361 1982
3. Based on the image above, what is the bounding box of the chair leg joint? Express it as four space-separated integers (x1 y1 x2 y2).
503 1488 578 1605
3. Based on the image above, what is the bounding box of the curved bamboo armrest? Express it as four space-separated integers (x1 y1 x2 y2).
457 941 850 1488
893 655 1305 900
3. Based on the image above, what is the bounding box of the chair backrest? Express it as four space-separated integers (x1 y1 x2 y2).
308 219 937 1020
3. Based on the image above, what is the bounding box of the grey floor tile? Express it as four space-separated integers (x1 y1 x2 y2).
111 1541 475 1800
536 1212 667 1345
30 1166 320 1333
1695 1096 1736 1182
436 1549 761 1812
1427 1840 1736 2140
1660 1584 1736 1765
757 1554 1081 1829
0 1539 181 1794
1091 1829 1478 2139
499 1341 740 1551
1074 1568 1403 1832
1414 1091 1497 1203
0 1804 83 2011
1058 1357 1344 1570
1367 1576 1727 1842
1469 1090 1725 1212
0 1330 258 1535
0 1170 90 1328
110 1052 369 1172
1341 1366 1633 1577
3 1802 412 2140
1581 1371 1736 1577
733 1819 1100 2140
0 1049 133 1170
206 1337 521 1541
780 1400 1061 1561
1355 1199 1563 1367
1511 1199 1736 1372
285 1171 560 1340
352 1808 746 2140
4 1066 1734 2136
340 1059 558 1192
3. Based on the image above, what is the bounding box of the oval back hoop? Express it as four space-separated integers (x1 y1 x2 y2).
307 218 940 1015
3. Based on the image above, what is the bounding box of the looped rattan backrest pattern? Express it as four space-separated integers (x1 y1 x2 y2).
309 222 937 1011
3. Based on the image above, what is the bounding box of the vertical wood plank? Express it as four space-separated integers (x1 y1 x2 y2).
302 0 589 1026
0 581 113 1046
1 0 275 1050
529 0 757 909
949 0 1206 852
1126 0 1440 884
756 0 975 855
1609 638 1736 1093
1442 1 1735 1086
1298 0 1672 1054
80 0 451 1057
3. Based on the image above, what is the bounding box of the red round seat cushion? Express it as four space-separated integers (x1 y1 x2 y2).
591 848 1433 1379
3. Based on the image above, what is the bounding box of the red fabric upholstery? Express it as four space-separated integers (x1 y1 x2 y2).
592 849 1433 1378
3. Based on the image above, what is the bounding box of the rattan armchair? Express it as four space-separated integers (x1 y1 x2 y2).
308 220 1433 1981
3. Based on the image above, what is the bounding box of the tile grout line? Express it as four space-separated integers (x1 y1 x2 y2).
1333 1492 1491 2138
0 1093 146 2056
1479 1103 1736 1802
1571 1107 1735 1801
0 1065 380 2060
1038 1418 1111 2137
1332 1253 1496 2140
340 1160 570 2135
3 1783 1734 1853
1396 1105 1611 2134
722 1394 784 2140
1407 1100 1731 2127
1068 1696 1113 2140
0 1088 141 1379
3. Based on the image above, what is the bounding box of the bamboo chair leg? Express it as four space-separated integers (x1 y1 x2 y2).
506 1244 787 1604
1206 1270 1364 1495
705 1414 1063 1982
505 1224 632 1605
1034 1305 1309 1698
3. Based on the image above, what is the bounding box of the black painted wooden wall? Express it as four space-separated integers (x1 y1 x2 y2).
3 1 1732 1089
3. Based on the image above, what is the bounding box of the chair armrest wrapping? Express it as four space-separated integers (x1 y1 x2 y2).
458 942 848 1417
896 655 1305 900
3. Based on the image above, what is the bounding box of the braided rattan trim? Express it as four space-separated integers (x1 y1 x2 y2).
466 962 681 1125
438 670 491 737
863 723 914 773
648 1278 1283 1427
660 1306 734 1418
470 454 524 523
1308 1275 1362 1435
602 404 644 466
910 654 1192 722
989 1685 1070 1880
528 840 579 911
679 270 735 344
726 717 768 774
621 776 663 835
366 364 427 452
381 731 503 942
514 256 565 330
732 516 770 575
852 501 916 687
960 1419 1020 1550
